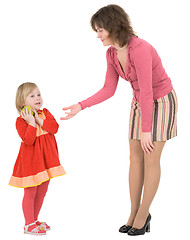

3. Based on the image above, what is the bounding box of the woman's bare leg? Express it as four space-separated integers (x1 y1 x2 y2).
127 139 144 226
132 141 166 229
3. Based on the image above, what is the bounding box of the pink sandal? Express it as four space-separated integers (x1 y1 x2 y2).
36 220 51 231
24 222 46 235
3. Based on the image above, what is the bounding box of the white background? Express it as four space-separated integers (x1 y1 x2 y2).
0 0 189 239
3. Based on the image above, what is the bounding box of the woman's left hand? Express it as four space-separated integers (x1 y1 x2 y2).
141 132 154 154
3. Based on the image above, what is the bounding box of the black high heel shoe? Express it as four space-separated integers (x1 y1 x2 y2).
127 213 151 236
119 225 132 233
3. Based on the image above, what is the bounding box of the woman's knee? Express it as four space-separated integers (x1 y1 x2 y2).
129 140 144 164
144 141 166 166
130 152 144 166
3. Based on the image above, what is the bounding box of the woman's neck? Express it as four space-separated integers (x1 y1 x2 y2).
112 43 128 51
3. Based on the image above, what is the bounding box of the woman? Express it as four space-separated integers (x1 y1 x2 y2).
61 4 177 236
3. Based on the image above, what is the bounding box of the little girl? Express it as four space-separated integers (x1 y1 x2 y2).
9 82 66 235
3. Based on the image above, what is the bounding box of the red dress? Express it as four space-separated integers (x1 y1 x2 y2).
9 108 66 188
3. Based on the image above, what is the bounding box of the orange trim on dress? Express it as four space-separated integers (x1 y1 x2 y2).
9 165 66 188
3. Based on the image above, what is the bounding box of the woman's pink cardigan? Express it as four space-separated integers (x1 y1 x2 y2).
79 37 173 132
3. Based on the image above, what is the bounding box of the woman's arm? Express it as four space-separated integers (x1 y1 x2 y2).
132 42 154 154
132 42 153 133
79 57 119 109
61 52 119 120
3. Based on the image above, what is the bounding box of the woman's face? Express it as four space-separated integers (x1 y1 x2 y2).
95 26 113 46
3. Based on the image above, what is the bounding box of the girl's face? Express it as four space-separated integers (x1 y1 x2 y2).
25 87 43 111
95 26 113 46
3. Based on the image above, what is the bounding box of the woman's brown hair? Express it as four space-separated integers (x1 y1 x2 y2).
91 4 137 47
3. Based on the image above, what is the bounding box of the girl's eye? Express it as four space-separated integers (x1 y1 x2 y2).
38 94 41 97
31 95 34 97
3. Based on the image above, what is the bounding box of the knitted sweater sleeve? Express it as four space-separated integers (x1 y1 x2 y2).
16 117 37 145
79 50 119 109
131 42 153 132
42 108 59 135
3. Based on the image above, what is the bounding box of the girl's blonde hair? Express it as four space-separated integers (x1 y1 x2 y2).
16 82 38 114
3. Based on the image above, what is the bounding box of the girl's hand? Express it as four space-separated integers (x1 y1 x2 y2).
32 109 44 127
60 103 82 120
141 132 154 154
21 108 35 127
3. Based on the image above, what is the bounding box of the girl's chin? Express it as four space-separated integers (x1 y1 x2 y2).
34 106 42 111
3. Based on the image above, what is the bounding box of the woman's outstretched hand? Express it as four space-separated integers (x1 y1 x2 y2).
141 132 154 154
60 103 82 120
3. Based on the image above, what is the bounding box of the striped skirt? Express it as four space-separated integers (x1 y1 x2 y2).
129 89 178 141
